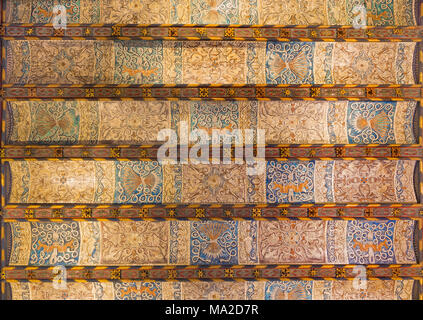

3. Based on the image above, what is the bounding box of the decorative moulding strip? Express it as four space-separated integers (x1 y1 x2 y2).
2 206 423 219
1 25 423 41
1 265 422 281
1 85 422 100
0 146 422 159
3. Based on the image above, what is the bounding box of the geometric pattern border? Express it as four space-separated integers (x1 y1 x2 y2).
2 85 423 99
3 25 423 42
2 265 423 281
2 208 423 219
1 146 423 159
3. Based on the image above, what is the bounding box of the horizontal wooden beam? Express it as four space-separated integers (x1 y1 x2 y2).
2 85 422 100
2 25 423 41
1 265 422 281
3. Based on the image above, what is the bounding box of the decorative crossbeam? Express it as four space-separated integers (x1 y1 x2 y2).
1 265 422 281
2 25 423 41
2 85 422 99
